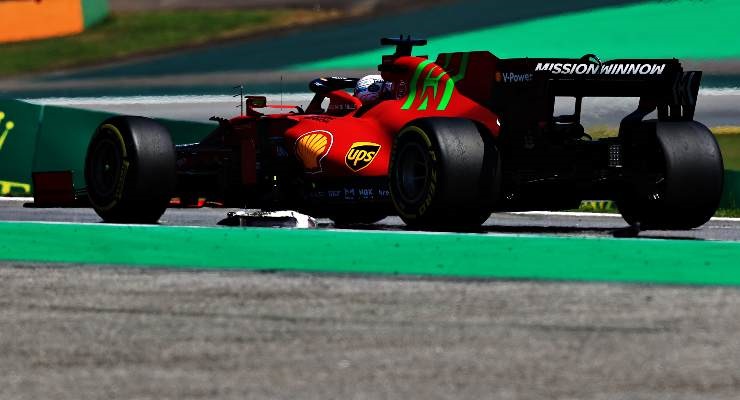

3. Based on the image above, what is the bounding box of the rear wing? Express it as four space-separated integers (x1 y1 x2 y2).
434 51 701 122
495 56 702 121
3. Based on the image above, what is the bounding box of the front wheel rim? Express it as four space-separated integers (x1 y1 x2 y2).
89 136 123 198
395 141 431 204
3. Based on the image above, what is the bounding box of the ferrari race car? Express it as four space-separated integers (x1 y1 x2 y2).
70 36 723 229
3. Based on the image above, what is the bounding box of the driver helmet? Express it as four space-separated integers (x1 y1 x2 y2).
354 75 391 104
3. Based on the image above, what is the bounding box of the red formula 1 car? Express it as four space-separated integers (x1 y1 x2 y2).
78 36 723 229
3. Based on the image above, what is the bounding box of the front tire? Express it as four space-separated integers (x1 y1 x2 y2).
85 116 176 223
617 120 723 229
389 118 500 229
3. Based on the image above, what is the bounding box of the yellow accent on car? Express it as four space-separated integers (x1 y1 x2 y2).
90 124 129 211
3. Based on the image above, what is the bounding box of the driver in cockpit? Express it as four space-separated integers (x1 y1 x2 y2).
309 75 394 115
354 75 393 106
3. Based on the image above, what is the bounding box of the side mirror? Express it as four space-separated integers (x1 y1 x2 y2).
246 96 267 108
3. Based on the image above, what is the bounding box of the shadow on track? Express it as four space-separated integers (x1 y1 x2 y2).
326 221 702 241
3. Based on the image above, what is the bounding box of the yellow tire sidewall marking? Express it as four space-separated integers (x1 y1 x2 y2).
90 124 129 212
391 125 438 219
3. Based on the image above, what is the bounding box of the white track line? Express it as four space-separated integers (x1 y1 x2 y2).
24 93 314 106
509 211 621 218
509 211 740 222
3 196 739 222
0 197 33 202
23 88 740 106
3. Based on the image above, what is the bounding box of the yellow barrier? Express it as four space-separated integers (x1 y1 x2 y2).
580 200 615 212
0 180 31 196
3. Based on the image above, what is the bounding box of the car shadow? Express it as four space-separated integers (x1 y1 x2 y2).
326 221 702 240
481 224 619 235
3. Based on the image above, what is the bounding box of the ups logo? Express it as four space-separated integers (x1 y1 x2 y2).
345 142 381 172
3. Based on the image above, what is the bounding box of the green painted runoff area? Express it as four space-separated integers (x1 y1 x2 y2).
293 0 740 70
1 221 739 286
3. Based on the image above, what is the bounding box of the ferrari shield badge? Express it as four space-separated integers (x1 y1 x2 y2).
345 142 381 172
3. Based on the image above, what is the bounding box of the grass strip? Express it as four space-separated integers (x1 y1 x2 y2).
0 9 339 76
576 204 740 217
715 134 740 170
1 221 740 286
712 126 740 135
714 209 740 218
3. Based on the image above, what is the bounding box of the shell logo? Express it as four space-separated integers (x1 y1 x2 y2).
294 130 333 173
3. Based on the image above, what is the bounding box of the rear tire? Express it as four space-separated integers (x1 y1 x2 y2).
389 118 499 229
617 120 723 229
85 116 176 223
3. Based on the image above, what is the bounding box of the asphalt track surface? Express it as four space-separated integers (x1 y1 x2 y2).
2 263 740 400
3 199 740 241
3 200 740 399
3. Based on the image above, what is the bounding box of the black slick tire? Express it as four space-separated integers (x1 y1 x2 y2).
617 120 723 229
389 118 499 229
85 116 176 223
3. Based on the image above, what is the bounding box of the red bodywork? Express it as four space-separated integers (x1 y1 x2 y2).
229 52 500 184
36 37 715 228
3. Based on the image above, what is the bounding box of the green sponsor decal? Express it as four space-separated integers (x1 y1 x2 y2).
401 59 432 110
417 67 446 110
401 53 469 111
439 53 469 111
